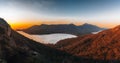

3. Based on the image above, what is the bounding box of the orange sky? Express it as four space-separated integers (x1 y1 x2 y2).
7 20 42 30
1 0 120 30
7 19 119 30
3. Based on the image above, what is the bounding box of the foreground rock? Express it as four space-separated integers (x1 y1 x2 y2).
55 25 120 61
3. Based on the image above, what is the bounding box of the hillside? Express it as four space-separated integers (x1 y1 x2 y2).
22 23 106 35
0 18 85 63
55 25 120 61
0 18 118 63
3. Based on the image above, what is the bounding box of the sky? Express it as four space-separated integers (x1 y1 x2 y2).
0 0 120 29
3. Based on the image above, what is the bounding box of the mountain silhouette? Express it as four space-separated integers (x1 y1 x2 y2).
55 25 120 61
22 23 106 35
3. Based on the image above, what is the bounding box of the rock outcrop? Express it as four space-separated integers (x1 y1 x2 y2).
55 25 120 61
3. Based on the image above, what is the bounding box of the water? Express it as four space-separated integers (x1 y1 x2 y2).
17 31 77 44
92 30 102 34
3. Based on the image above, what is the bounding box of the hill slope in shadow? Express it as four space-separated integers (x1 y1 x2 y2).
22 23 106 35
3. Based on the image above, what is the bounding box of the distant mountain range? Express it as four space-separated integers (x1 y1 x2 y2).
22 23 106 35
54 25 120 61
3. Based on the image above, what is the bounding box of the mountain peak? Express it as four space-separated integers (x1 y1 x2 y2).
0 18 8 25
83 23 90 25
0 18 11 36
112 25 120 31
82 23 96 27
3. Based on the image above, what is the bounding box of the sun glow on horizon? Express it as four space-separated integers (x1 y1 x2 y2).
6 19 42 30
6 19 119 30
0 0 120 30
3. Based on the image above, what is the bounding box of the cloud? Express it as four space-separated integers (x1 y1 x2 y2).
0 0 55 20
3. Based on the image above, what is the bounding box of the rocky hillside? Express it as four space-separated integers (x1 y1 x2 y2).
0 18 85 63
55 25 120 61
22 23 106 35
0 18 118 63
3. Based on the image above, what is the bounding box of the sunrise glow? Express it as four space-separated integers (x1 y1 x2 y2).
0 0 120 30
